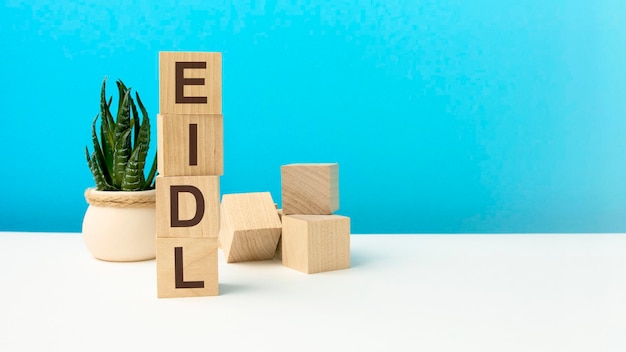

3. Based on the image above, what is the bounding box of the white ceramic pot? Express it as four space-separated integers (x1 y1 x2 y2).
82 189 156 262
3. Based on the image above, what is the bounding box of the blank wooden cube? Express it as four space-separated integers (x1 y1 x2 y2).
156 175 220 238
281 214 350 274
159 52 221 114
219 192 282 263
156 237 218 298
157 113 223 177
281 163 339 215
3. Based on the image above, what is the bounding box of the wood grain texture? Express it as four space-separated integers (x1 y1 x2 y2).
219 192 282 263
156 237 218 298
274 209 283 260
281 214 350 274
281 163 339 215
157 113 223 177
156 175 220 238
159 52 221 114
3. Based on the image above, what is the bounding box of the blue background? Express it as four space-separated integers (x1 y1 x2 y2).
1 1 626 234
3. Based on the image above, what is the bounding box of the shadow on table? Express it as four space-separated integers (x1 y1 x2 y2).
350 248 384 269
219 283 256 295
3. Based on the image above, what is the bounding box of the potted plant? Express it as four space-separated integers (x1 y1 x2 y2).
83 77 158 262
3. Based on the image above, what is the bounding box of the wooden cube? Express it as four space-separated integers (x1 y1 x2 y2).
281 163 339 215
159 52 221 114
156 237 218 298
157 113 223 177
219 192 282 263
156 175 220 238
281 214 350 274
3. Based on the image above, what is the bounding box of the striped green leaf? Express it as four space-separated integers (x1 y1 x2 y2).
86 147 114 191
99 78 115 169
112 128 132 187
90 114 112 186
121 112 150 191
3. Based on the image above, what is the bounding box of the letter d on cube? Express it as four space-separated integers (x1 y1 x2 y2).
156 175 220 238
170 185 205 227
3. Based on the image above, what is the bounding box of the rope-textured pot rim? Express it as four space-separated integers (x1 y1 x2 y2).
84 188 156 208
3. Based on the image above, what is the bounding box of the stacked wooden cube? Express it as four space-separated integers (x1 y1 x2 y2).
155 52 223 298
280 163 351 274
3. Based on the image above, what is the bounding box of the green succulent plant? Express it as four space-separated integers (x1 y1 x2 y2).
85 77 157 191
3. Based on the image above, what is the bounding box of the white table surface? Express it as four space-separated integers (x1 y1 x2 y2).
0 232 625 352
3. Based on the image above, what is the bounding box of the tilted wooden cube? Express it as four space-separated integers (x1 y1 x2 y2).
281 214 350 274
157 113 223 177
281 163 339 215
156 237 218 298
159 51 222 114
156 175 220 238
219 192 282 263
